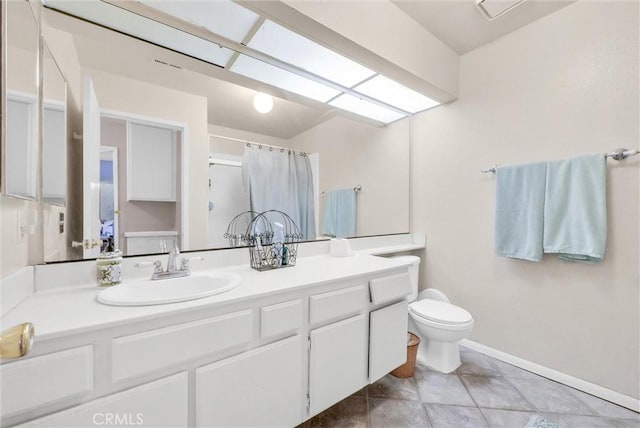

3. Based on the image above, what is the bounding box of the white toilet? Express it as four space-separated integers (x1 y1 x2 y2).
393 256 474 374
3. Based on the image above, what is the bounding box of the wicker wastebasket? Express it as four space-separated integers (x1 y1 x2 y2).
390 332 421 378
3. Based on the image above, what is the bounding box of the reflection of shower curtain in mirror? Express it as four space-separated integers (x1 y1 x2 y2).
242 147 316 240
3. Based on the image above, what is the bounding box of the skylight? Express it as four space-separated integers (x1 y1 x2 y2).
140 0 260 44
329 94 406 124
231 55 341 103
354 75 440 114
247 20 376 88
44 0 235 67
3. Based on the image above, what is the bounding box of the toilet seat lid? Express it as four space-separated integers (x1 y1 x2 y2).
409 299 472 325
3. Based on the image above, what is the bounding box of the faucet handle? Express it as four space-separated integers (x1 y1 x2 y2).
180 256 203 271
136 260 163 273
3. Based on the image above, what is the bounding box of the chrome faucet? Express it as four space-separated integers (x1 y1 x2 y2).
136 240 203 280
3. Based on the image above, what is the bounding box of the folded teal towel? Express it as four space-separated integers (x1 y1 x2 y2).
543 154 607 264
494 162 547 261
322 189 356 238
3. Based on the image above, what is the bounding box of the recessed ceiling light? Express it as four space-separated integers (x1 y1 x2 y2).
329 94 406 124
354 75 440 114
247 20 376 88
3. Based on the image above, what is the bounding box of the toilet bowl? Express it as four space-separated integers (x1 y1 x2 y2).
391 256 474 374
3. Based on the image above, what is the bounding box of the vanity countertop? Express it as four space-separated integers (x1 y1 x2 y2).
1 252 415 341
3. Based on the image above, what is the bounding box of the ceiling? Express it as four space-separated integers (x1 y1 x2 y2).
42 0 577 139
393 0 576 54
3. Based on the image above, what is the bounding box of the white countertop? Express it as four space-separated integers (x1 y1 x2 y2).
1 253 415 341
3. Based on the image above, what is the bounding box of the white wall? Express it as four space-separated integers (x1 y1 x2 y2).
290 116 410 237
412 1 639 399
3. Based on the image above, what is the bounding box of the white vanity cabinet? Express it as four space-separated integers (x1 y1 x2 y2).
3 262 413 428
368 273 412 383
196 335 305 427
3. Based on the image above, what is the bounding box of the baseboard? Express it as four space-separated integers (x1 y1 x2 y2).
460 339 640 412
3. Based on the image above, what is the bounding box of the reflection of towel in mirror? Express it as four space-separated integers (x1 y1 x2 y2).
543 154 606 264
322 189 356 238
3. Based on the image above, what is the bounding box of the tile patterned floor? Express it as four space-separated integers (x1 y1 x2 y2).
298 346 639 428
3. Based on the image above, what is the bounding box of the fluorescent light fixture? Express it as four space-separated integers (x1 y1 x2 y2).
140 0 259 43
43 0 235 67
329 94 406 124
253 92 273 113
231 54 341 103
354 75 440 114
247 20 376 88
476 0 526 20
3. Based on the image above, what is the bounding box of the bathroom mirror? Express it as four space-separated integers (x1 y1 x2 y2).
2 0 39 200
42 42 67 207
33 4 410 261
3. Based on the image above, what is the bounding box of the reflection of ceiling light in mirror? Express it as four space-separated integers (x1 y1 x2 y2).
354 75 440 114
253 92 273 114
231 54 341 103
140 0 259 43
475 0 526 20
43 0 235 67
247 20 376 88
329 94 406 124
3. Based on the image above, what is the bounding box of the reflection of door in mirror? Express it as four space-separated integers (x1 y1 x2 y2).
99 147 119 253
4 0 39 200
208 157 249 248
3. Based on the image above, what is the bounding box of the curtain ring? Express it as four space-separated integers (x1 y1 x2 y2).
246 143 251 148
258 144 263 149
280 148 284 153
269 147 273 151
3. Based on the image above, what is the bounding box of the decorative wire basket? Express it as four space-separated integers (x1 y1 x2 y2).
224 211 260 247
245 210 302 271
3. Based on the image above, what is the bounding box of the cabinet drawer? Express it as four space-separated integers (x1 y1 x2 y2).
21 372 188 427
112 310 254 381
310 284 366 326
369 273 412 305
0 346 93 417
261 299 303 340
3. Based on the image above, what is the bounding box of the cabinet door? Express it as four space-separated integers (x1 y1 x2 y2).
20 373 188 428
309 314 367 416
127 122 177 201
369 300 409 383
196 335 304 428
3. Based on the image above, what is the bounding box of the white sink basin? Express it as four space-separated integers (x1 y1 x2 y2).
97 272 241 306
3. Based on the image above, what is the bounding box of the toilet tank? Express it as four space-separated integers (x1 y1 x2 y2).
389 255 421 301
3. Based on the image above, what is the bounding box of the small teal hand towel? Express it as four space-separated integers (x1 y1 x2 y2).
322 189 356 238
543 154 607 264
494 162 547 262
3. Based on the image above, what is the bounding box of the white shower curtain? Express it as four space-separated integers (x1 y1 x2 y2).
242 146 316 240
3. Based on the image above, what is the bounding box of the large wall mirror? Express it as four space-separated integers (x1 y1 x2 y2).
3 0 39 200
31 1 411 262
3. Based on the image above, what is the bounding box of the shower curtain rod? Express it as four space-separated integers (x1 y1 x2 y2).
480 148 640 174
209 134 307 155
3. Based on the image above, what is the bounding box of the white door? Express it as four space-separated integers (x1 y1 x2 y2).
208 160 249 248
308 314 368 416
82 77 102 258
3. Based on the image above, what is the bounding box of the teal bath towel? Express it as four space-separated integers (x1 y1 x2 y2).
494 162 547 261
322 189 356 238
543 154 607 264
